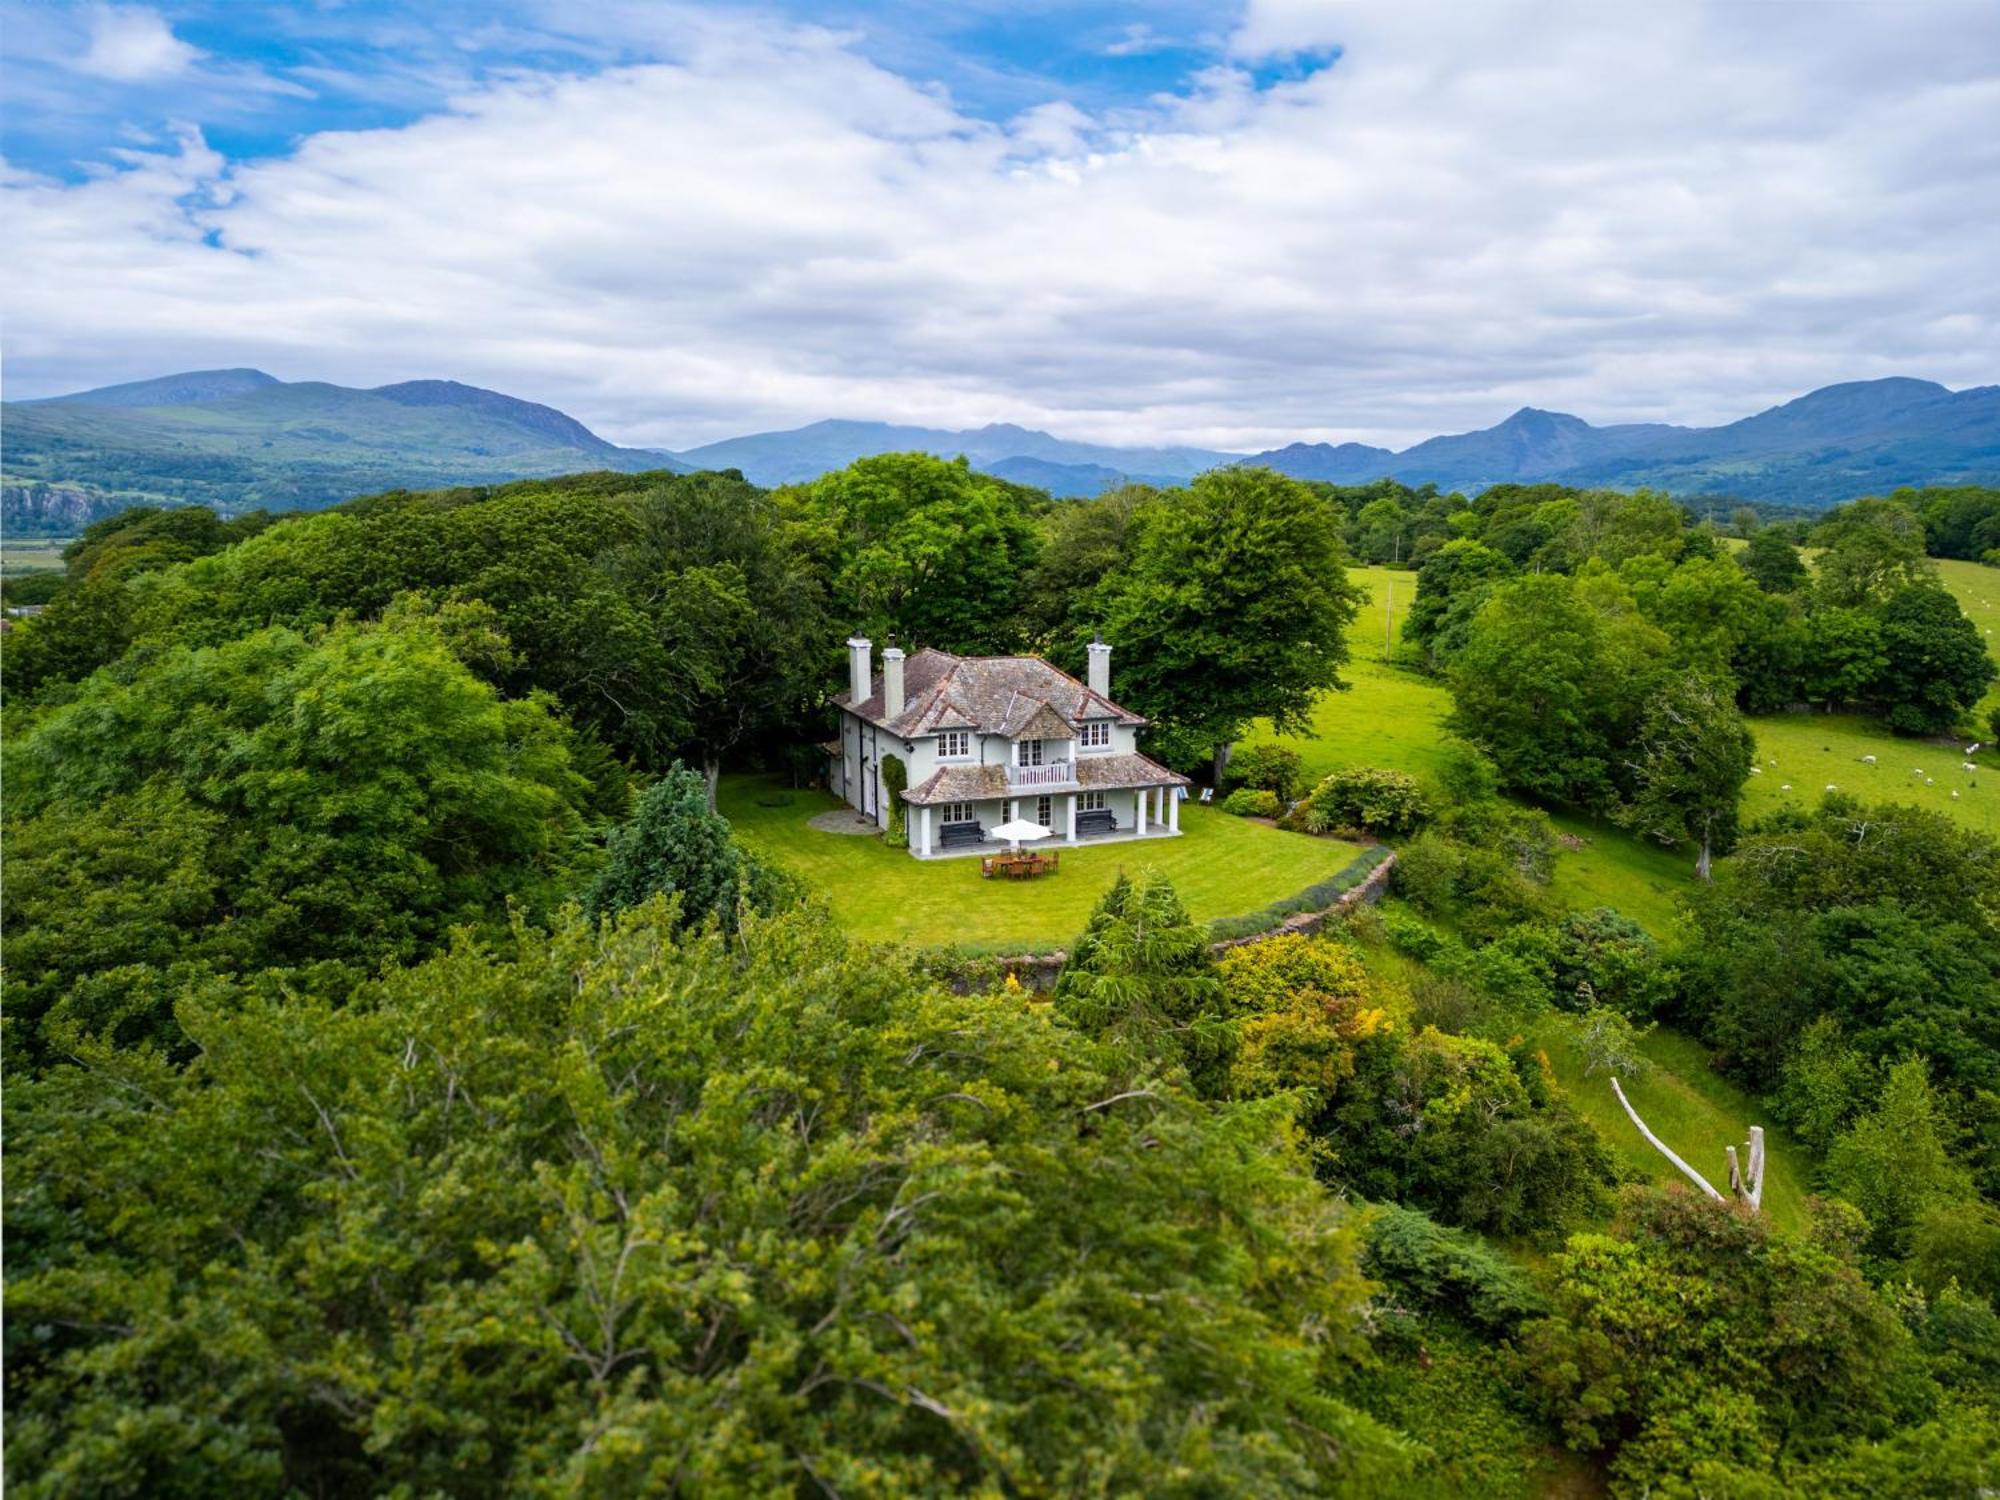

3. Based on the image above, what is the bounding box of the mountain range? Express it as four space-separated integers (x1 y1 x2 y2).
4 369 1995 533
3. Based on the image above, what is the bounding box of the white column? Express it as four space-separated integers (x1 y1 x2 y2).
1135 788 1147 836
1168 787 1180 832
920 805 932 858
1066 792 1078 844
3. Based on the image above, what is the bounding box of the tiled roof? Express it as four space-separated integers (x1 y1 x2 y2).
1076 753 1190 790
904 763 1010 806
903 752 1188 805
836 647 1145 737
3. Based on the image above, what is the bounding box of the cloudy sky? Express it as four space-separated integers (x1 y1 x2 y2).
3 0 1997 451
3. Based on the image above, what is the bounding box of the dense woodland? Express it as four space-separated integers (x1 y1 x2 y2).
4 461 1999 1495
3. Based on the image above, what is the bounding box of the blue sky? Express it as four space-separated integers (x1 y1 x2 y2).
3 2 1279 178
2 2 1995 449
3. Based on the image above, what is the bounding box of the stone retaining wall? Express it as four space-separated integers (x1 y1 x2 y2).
989 850 1398 992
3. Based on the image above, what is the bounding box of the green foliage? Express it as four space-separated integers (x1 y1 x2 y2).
1390 830 1553 940
1217 933 1384 1102
1900 485 2000 562
3 905 1410 1495
1224 742 1306 802
1448 572 1670 810
1319 1027 1616 1241
877 750 908 845
1361 1204 1548 1331
1616 670 1755 876
1053 872 1231 1094
1566 1005 1656 1080
1678 797 2000 1104
1824 1059 1977 1260
1222 786 1283 817
3 618 594 1062
1873 583 1995 734
1550 907 1675 1018
1307 765 1434 837
1772 1016 1874 1153
1102 467 1363 771
1401 538 1515 666
584 763 793 932
780 451 1041 653
1739 527 1809 593
1519 1187 1913 1495
1813 497 1936 607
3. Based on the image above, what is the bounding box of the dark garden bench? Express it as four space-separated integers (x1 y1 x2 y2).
1076 809 1119 837
938 820 987 849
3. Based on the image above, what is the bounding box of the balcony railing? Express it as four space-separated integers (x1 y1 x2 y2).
1007 760 1075 788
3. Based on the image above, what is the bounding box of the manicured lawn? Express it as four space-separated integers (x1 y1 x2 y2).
719 773 1368 954
1536 1021 1812 1236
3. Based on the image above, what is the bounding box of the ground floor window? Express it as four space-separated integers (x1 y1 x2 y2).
941 801 975 824
1080 791 1107 811
1035 795 1053 826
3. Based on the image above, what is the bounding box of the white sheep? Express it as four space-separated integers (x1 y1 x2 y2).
1861 754 1876 765
1967 762 1979 773
1826 784 1838 792
1749 765 1762 774
1952 791 1961 799
1781 783 1792 791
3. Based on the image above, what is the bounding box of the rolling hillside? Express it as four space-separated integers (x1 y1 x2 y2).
2 371 684 532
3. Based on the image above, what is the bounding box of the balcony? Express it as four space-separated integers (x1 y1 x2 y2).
1007 760 1075 789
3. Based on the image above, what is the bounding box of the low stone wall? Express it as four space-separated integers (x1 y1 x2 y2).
989 850 1399 992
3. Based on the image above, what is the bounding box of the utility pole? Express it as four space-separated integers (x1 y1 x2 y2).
1384 577 1394 657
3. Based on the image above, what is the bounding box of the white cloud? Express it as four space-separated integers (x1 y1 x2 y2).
75 4 200 82
5 1 1998 450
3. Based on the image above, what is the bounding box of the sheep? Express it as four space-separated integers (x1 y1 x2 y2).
1952 791 1961 800
1826 784 1838 792
1749 765 1762 774
1781 783 1792 791
1967 762 1980 773
1861 754 1876 765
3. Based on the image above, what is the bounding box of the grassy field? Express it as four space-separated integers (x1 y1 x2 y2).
0 536 71 575
1938 556 2000 721
719 773 1367 954
1741 711 2000 837
1536 1021 1810 1235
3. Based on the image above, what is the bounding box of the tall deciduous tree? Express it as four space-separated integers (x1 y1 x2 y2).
1871 583 1996 735
778 452 1042 654
1617 671 1756 879
1102 467 1362 777
1738 528 1808 593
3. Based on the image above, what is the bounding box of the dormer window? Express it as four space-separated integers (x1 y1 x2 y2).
939 730 971 759
1078 722 1111 750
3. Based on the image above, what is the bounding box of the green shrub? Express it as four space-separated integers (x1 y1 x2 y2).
1221 787 1282 818
1225 744 1306 802
1391 832 1463 915
1363 1205 1548 1331
1549 907 1675 1017
1380 908 1448 962
1308 766 1433 837
879 752 908 846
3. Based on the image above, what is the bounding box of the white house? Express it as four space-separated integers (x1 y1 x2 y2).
826 634 1189 858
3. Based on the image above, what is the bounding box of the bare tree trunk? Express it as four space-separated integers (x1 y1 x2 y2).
703 757 721 811
1212 741 1233 787
1696 827 1713 882
1610 1077 1724 1201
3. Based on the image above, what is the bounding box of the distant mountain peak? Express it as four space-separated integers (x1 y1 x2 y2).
35 367 282 408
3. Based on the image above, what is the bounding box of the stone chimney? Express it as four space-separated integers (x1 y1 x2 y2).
1086 633 1112 699
882 637 906 721
847 635 873 706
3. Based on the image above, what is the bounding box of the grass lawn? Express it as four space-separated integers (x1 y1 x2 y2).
1937 556 2000 723
1536 1021 1812 1236
719 773 1368 954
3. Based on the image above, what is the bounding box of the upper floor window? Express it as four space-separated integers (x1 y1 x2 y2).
1016 738 1044 767
939 730 971 759
1078 722 1111 750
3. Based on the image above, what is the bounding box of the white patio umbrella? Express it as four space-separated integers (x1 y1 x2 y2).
990 817 1054 852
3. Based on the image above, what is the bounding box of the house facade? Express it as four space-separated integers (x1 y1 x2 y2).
826 635 1189 858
